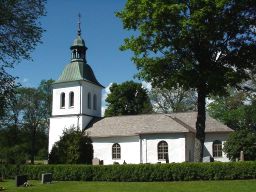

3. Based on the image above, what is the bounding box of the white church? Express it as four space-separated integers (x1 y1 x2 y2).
48 21 233 164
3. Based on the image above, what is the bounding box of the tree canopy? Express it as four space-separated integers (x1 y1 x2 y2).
208 88 256 131
223 128 256 161
117 0 256 161
105 81 152 117
0 80 52 164
0 0 46 67
0 0 46 119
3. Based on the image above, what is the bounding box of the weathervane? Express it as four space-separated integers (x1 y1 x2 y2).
78 13 81 36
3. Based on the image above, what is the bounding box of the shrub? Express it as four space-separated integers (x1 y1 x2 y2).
3 162 256 181
224 128 256 161
48 127 93 164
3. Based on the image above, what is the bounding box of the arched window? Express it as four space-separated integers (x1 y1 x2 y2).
213 140 222 157
158 141 168 160
112 143 121 159
93 94 97 110
60 92 65 108
72 50 76 59
88 92 91 109
69 91 74 107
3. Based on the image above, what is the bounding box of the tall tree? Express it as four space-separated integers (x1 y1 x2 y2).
150 86 197 113
0 0 46 119
117 0 256 161
18 87 47 164
105 81 152 117
38 79 54 133
0 80 52 164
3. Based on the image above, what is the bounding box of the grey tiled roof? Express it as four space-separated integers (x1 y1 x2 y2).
85 112 233 138
171 112 232 133
54 61 104 87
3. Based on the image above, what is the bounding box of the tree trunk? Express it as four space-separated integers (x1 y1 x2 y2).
30 126 36 164
194 86 206 162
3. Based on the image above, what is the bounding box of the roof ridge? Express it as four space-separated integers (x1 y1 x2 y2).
102 113 163 118
171 111 197 115
168 115 196 133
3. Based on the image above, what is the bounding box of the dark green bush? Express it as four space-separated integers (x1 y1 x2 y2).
2 162 256 181
48 127 93 164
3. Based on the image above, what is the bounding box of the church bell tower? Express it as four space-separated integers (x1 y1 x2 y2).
48 15 104 153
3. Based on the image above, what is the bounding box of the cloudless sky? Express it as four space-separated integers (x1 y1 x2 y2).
10 0 139 89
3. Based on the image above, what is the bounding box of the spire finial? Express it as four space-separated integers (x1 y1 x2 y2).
78 13 81 36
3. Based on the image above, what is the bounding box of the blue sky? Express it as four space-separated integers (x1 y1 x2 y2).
10 0 140 89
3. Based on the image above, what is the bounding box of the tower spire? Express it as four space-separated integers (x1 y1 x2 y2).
70 13 87 62
78 13 81 36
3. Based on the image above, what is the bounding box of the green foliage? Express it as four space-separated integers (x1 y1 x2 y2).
223 129 256 161
0 145 27 165
16 87 49 164
117 0 256 161
48 127 93 164
208 87 256 161
0 125 28 164
105 81 152 117
116 0 256 94
2 162 256 181
0 0 46 67
208 88 256 130
38 79 54 121
0 0 46 119
0 68 16 118
0 80 52 164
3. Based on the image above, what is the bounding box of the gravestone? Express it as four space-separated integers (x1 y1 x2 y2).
203 156 214 162
165 155 169 164
92 158 100 165
240 151 244 161
41 173 52 184
15 175 27 187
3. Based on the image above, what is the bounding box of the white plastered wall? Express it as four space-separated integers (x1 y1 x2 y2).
91 132 231 165
92 133 186 165
81 81 102 117
52 81 102 117
49 80 102 154
52 82 81 116
141 133 186 163
204 132 230 162
92 136 140 165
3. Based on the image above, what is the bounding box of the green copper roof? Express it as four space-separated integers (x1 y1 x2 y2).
72 35 85 47
55 61 104 88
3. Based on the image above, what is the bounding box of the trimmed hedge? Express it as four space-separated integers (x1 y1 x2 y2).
2 162 256 182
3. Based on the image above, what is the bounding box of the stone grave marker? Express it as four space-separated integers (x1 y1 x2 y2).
41 173 52 184
92 158 100 165
15 175 28 187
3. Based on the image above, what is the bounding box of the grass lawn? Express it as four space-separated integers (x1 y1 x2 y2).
0 180 256 192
